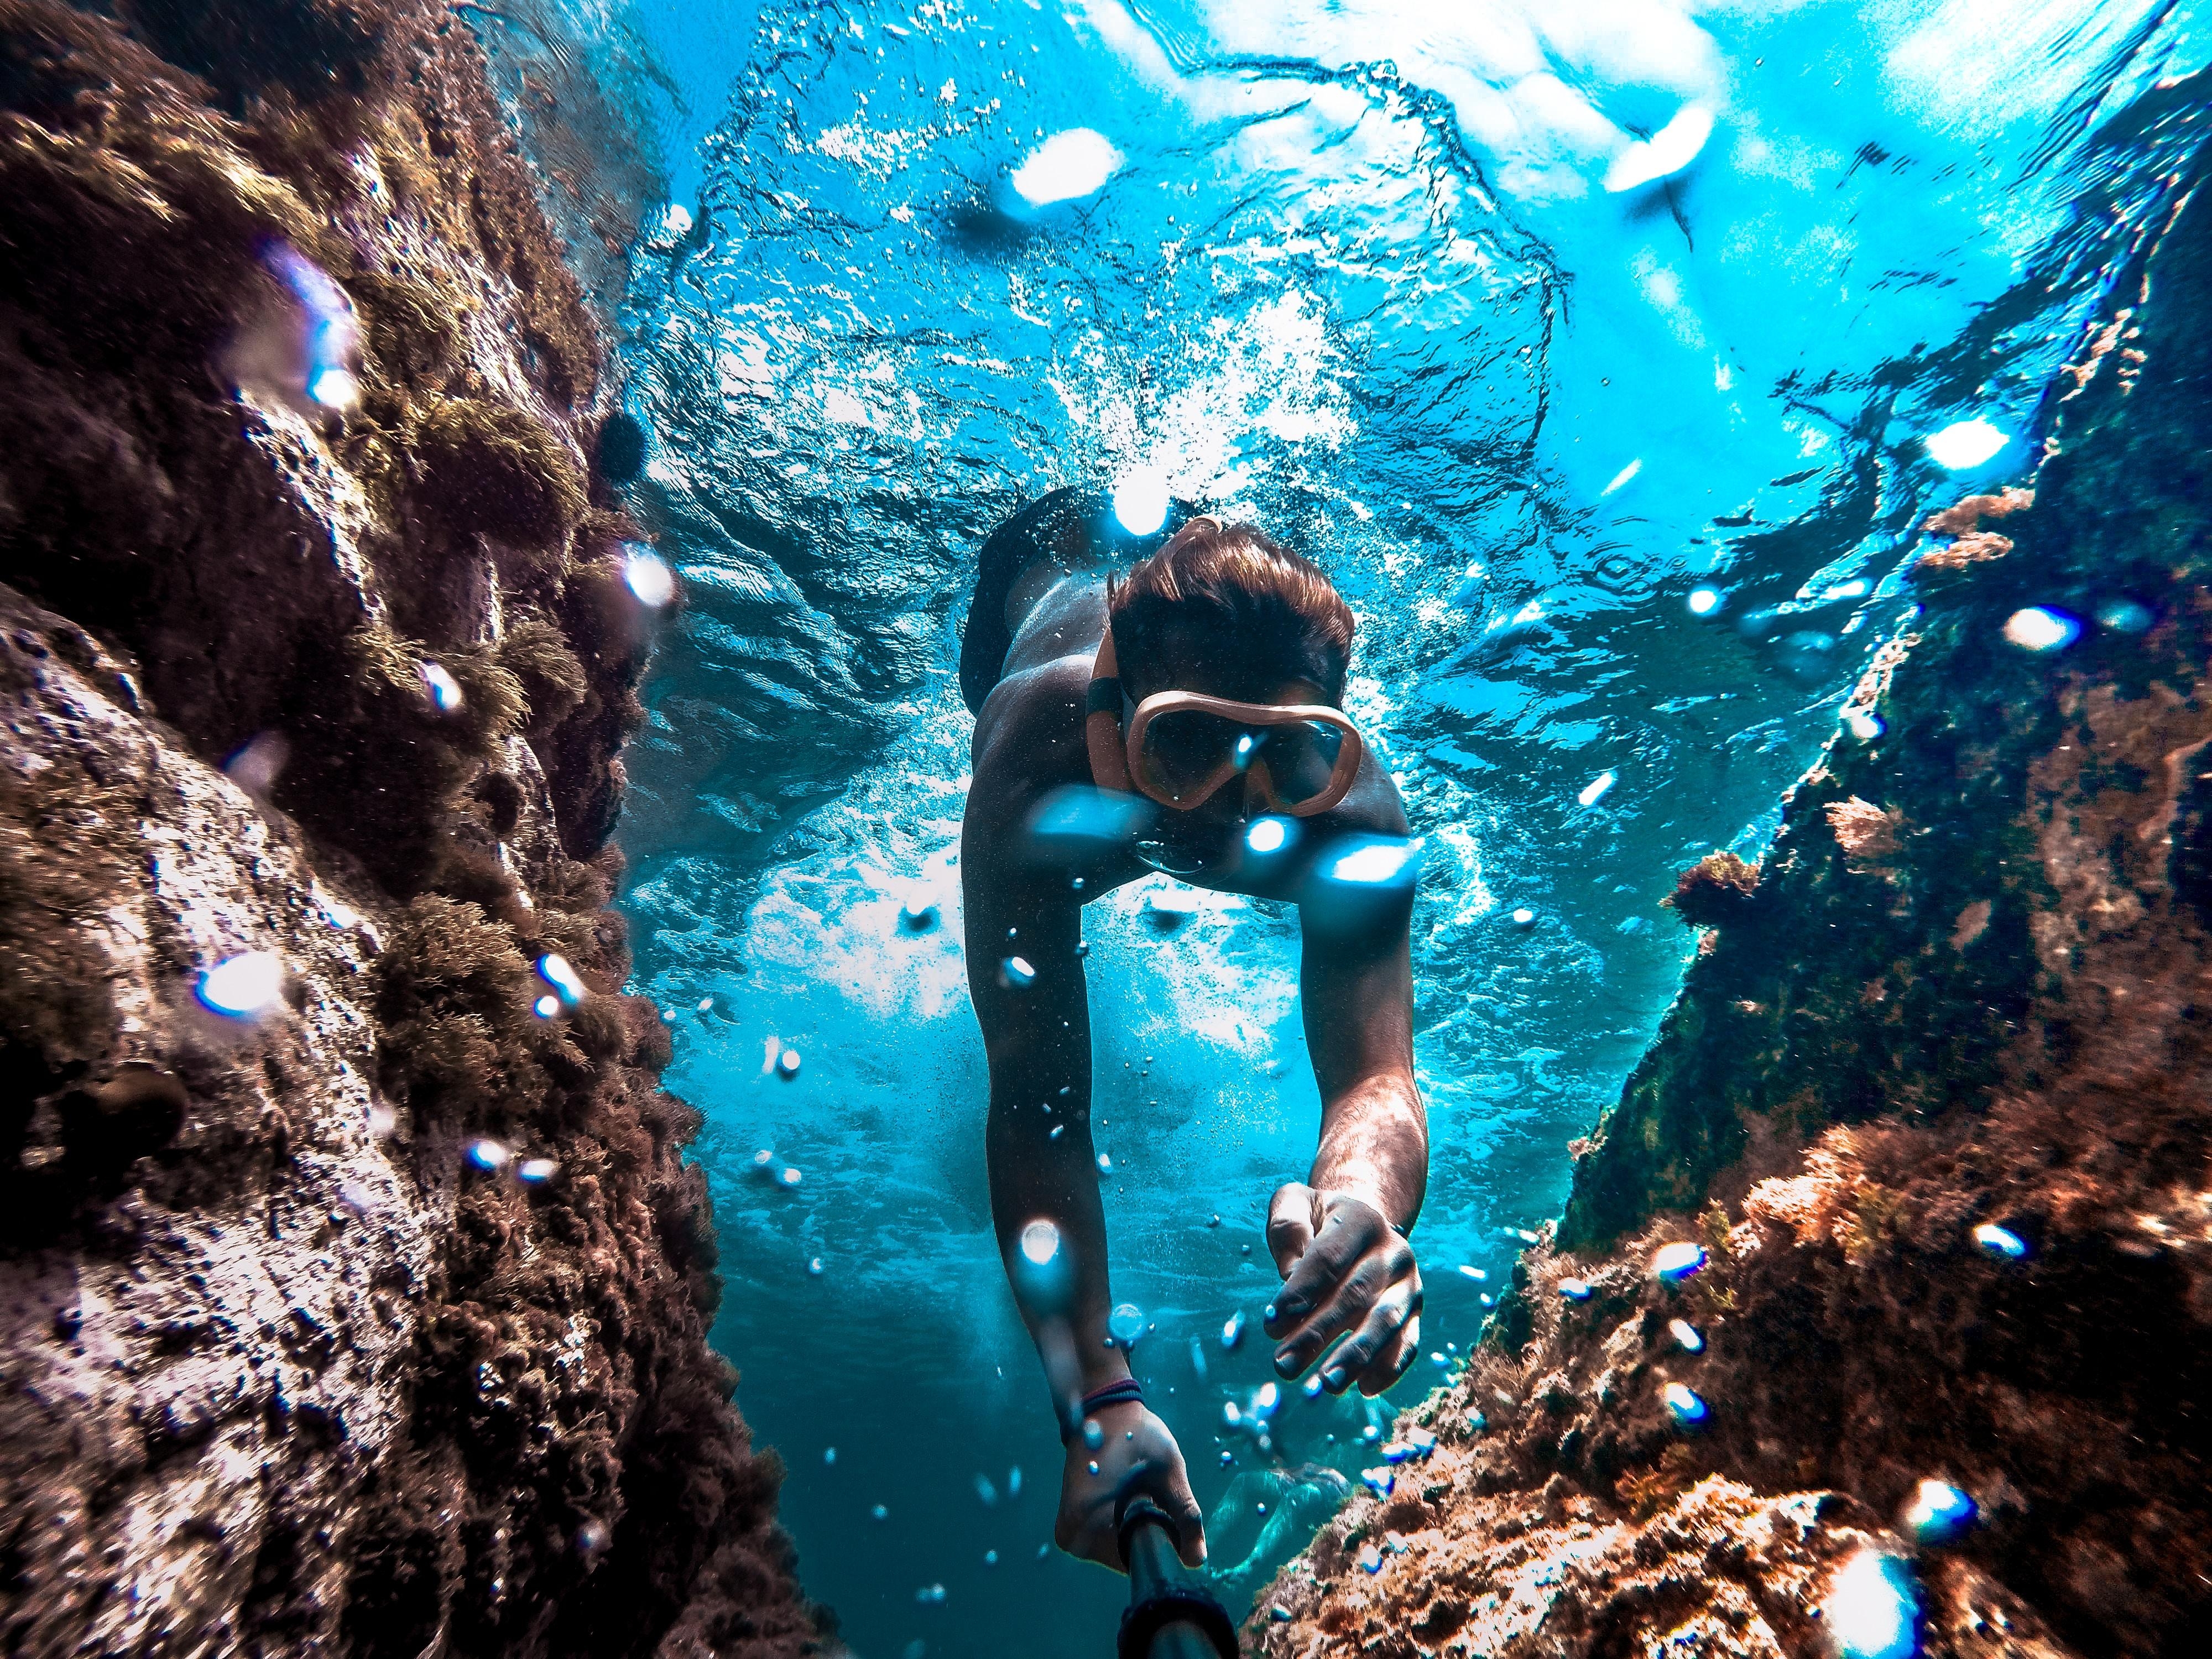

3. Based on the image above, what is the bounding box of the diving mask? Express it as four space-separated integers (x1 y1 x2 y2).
1084 630 1364 817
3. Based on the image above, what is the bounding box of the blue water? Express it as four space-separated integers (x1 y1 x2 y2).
542 2 2211 1653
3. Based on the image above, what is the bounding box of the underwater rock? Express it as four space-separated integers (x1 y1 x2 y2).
1258 167 2212 1658
0 3 813 1655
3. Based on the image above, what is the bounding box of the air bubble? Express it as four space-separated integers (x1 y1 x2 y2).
624 548 677 607
1902 1478 1976 1544
1663 1382 1708 1426
196 951 286 1018
1972 1222 2027 1259
535 953 587 1003
1825 1550 1919 1659
418 661 464 712
2003 606 2081 651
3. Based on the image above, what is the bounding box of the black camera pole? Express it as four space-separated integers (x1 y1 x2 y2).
1115 1499 1240 1659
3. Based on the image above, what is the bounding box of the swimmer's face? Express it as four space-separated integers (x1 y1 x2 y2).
1125 628 1329 828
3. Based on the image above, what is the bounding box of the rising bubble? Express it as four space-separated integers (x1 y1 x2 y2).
1844 707 1886 743
1973 1222 2027 1259
1902 1478 1977 1544
418 661 463 713
2003 607 2081 651
1925 419 2009 469
197 951 285 1018
1663 1382 1708 1426
1112 467 1170 536
1825 1551 1919 1659
535 953 586 1004
2096 596 2153 634
1009 128 1124 207
624 548 677 607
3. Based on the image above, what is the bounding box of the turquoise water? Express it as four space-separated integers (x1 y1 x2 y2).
551 2 2211 1653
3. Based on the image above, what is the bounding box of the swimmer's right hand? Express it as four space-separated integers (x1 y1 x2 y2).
1055 1400 1207 1572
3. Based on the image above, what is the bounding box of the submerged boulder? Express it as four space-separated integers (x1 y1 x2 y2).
1258 154 2212 1659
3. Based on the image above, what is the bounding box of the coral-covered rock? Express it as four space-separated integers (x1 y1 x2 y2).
0 3 814 1655
1264 144 2212 1659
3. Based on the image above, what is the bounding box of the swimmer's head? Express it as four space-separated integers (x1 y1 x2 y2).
1107 519 1355 707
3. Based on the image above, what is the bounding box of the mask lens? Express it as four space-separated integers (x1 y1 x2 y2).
1141 708 1245 800
1245 720 1347 806
1138 711 1351 807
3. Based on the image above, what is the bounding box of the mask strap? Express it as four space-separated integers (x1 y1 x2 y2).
1086 629 1135 794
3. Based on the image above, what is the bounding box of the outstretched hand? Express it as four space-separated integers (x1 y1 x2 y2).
1056 1400 1206 1571
1262 1184 1422 1396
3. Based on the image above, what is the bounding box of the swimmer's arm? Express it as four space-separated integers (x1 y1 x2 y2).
1297 898 1425 1227
964 666 1128 1401
1296 763 1426 1229
1266 770 1426 1395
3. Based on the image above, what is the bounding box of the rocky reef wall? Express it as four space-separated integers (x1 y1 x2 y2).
1255 172 2212 1658
0 3 813 1653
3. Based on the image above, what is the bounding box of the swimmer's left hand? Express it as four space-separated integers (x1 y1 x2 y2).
1261 1185 1421 1397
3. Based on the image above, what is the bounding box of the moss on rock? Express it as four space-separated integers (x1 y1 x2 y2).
0 3 816 1653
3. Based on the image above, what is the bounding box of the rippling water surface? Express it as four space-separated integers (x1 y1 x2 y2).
575 2 2211 1652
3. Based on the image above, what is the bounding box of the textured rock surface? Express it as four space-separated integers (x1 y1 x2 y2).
0 3 814 1654
1258 170 2212 1659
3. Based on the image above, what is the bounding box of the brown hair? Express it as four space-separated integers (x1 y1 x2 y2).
1107 518 1355 704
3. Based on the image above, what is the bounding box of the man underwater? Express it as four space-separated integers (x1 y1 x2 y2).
959 489 1428 1572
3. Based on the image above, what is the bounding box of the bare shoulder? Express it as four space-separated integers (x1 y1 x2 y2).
971 653 1092 788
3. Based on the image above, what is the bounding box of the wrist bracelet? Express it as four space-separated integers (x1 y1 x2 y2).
1061 1376 1144 1441
1081 1378 1144 1413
